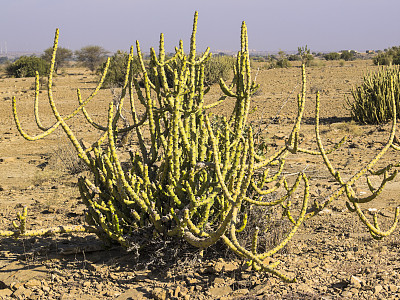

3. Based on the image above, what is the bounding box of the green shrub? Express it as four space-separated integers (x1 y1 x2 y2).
340 50 355 61
42 47 73 73
348 65 400 124
203 55 235 84
6 56 49 78
373 46 400 66
323 52 341 61
287 54 301 61
297 46 314 67
0 57 9 64
98 50 141 88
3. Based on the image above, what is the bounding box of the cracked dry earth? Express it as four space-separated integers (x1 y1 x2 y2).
0 60 399 299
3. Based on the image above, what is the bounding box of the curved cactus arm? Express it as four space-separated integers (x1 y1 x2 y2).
0 225 98 238
12 96 61 140
250 176 286 196
254 146 288 169
256 173 309 260
352 203 399 238
307 81 398 219
182 204 238 249
204 114 235 203
76 88 108 131
225 203 297 283
297 135 347 155
33 72 50 131
0 207 98 238
106 102 164 232
345 170 397 204
244 173 301 206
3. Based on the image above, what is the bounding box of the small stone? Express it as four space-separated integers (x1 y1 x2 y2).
374 285 383 294
174 286 180 298
208 286 232 297
213 261 225 273
25 279 41 288
349 287 359 295
213 277 225 286
223 261 239 272
231 288 249 297
13 286 32 299
152 287 167 300
185 276 200 285
388 284 398 292
0 288 12 298
350 275 363 288
341 290 353 298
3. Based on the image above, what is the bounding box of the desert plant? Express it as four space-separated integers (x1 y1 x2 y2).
203 55 235 85
340 50 355 61
274 50 291 68
42 46 73 73
6 56 49 78
75 45 108 72
373 46 400 66
348 65 400 124
6 12 400 283
298 46 314 67
323 52 341 61
98 50 141 88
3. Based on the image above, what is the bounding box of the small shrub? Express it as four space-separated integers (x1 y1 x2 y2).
323 52 341 61
6 56 49 78
203 55 235 84
373 46 400 66
348 65 400 124
42 47 73 73
75 45 108 72
340 50 355 61
373 54 393 66
297 46 314 67
98 50 141 88
0 57 9 64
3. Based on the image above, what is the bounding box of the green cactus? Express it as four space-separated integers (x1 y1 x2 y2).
6 11 400 282
348 65 400 124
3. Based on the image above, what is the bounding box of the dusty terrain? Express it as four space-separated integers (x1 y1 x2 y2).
0 59 399 299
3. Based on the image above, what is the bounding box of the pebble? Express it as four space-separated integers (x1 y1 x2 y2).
374 285 383 294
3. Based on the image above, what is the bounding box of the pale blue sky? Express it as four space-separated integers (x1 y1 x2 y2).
2 0 400 54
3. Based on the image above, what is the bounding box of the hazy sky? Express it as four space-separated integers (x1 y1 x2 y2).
2 0 400 54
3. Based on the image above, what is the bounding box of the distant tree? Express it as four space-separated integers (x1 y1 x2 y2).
373 46 400 66
297 46 314 66
323 52 341 61
75 46 108 72
0 57 8 64
340 50 355 61
42 47 73 73
6 56 49 78
275 50 291 68
98 50 141 88
287 54 301 61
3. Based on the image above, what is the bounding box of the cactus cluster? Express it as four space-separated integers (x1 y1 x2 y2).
349 65 400 124
4 12 400 282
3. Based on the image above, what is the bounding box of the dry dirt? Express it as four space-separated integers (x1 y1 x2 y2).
0 60 400 299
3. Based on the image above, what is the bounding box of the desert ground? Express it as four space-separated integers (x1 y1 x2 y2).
0 59 399 299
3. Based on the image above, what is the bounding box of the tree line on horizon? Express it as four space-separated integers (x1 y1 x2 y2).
2 44 400 79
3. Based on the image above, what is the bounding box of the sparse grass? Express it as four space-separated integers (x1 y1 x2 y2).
48 144 88 175
334 121 365 137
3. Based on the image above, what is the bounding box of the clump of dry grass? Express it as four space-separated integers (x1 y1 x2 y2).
48 144 88 175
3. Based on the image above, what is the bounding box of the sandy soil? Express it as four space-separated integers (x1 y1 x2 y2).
0 60 399 299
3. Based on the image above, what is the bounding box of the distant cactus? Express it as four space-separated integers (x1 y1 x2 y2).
5 12 400 282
